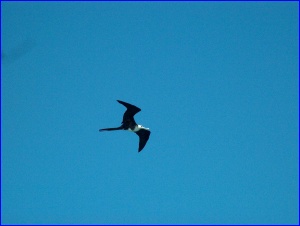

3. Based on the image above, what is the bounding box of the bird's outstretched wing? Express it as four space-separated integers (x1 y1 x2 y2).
135 129 151 152
117 100 141 124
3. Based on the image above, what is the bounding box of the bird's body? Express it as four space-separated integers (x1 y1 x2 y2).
99 100 151 152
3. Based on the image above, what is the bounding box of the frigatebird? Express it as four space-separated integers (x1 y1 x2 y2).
99 100 151 152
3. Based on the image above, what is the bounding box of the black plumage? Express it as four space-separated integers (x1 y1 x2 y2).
99 100 151 152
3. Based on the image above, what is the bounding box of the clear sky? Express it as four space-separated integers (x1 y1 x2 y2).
1 2 298 224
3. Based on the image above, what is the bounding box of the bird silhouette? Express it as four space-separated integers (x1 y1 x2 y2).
99 100 151 152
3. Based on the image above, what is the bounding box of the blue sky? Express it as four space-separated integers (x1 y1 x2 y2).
1 2 298 224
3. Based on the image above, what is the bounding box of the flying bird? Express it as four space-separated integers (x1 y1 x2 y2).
99 100 151 152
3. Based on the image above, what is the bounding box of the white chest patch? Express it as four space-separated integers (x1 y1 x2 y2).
128 125 149 132
128 125 140 132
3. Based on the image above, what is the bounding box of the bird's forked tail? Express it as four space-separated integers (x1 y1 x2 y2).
99 125 124 132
